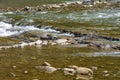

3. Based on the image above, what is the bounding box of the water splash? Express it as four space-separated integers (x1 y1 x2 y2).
0 21 73 37
0 21 39 36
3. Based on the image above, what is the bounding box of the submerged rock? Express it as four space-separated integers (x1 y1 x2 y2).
35 66 57 73
35 62 57 73
33 79 39 80
55 39 68 45
24 70 29 74
69 65 93 80
12 66 17 69
91 66 98 71
103 70 109 74
63 68 76 75
103 73 110 77
44 61 51 66
62 65 93 79
11 73 16 77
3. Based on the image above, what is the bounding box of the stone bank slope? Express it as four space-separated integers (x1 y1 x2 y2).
0 0 120 12
0 24 120 52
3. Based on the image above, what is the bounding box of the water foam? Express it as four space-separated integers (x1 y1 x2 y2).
0 21 41 37
0 21 73 37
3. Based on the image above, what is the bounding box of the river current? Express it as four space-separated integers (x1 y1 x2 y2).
0 8 120 57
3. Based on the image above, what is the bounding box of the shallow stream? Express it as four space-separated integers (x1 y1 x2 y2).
0 0 120 80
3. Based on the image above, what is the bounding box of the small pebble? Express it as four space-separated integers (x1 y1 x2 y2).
12 66 17 69
113 74 117 76
24 70 29 74
104 74 110 77
91 66 98 70
109 63 114 65
11 73 16 77
31 56 37 60
33 79 39 80
44 62 51 66
79 60 82 61
103 70 108 74
116 70 120 74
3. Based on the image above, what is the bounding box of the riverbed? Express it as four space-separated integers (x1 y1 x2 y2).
0 0 120 80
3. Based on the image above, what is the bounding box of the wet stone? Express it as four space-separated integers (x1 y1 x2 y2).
30 56 37 60
35 62 57 73
33 79 39 80
91 66 98 70
24 70 29 74
11 73 16 77
103 70 109 74
12 66 17 69
104 73 110 77
63 68 76 75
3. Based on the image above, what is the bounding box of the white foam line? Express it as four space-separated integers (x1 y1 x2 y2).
0 21 40 37
39 28 60 33
0 22 55 36
0 21 74 37
93 52 120 57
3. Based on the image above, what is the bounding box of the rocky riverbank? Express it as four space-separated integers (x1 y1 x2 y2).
0 1 119 48
0 24 120 52
0 0 120 12
0 1 120 80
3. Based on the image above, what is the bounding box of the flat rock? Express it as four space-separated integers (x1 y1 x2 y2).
35 66 57 73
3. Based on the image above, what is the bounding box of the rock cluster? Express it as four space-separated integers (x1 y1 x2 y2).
0 26 120 51
1 0 119 12
35 62 58 73
35 62 93 80
0 38 70 50
67 65 93 80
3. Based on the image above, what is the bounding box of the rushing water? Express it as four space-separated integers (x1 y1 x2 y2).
1 9 120 27
0 8 120 56
0 21 39 36
0 21 75 37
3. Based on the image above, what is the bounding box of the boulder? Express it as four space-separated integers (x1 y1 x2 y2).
35 62 57 73
63 68 76 75
55 39 68 45
69 65 93 80
35 40 42 45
